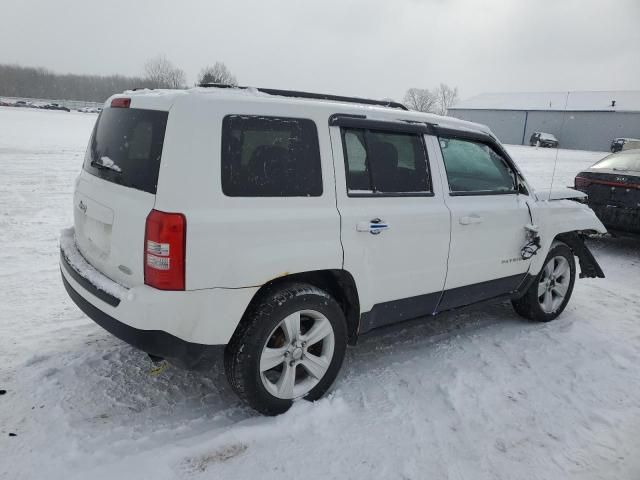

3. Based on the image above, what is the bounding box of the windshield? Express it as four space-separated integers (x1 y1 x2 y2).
592 150 640 172
83 108 168 194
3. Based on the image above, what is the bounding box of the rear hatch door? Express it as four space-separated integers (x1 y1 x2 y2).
73 104 169 288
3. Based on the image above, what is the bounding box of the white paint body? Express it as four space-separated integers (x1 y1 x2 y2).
61 88 606 346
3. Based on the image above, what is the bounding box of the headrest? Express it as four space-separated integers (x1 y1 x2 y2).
370 141 398 171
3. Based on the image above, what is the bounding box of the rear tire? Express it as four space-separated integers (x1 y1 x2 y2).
511 242 576 322
224 283 347 415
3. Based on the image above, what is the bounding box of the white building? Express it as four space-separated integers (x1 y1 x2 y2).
448 91 640 151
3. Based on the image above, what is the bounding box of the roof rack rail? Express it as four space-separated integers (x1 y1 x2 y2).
198 83 408 111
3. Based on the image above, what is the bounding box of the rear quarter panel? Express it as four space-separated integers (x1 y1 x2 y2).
154 95 342 289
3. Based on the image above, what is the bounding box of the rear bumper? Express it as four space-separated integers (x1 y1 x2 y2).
61 270 223 369
59 238 259 368
590 204 640 234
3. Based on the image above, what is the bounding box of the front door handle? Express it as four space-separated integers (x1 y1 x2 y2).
356 218 390 234
459 215 483 225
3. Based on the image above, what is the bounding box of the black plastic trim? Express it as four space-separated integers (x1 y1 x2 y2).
556 232 606 278
61 271 224 369
436 273 526 311
359 291 441 334
199 84 408 110
358 273 532 336
449 190 519 197
329 114 436 134
432 126 494 143
259 88 407 110
346 191 436 198
60 251 121 307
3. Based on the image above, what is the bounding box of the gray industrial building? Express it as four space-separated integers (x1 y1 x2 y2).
448 91 640 151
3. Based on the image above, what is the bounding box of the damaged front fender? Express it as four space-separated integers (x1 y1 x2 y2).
526 198 607 278
555 232 605 279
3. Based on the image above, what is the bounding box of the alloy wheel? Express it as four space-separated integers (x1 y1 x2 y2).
538 255 571 314
259 310 335 400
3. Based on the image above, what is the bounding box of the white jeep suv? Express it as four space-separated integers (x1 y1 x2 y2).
60 86 606 415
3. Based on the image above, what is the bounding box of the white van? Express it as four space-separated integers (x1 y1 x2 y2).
60 86 606 414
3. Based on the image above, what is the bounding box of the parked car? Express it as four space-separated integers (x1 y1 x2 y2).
60 87 606 415
610 137 640 153
41 103 70 112
530 132 559 148
574 149 640 233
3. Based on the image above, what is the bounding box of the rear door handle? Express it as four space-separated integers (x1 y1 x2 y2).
459 215 483 225
356 218 390 234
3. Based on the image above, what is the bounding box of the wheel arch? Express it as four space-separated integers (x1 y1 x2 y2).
528 229 603 280
236 269 361 346
553 231 605 279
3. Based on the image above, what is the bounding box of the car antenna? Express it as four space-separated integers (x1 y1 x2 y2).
548 91 570 199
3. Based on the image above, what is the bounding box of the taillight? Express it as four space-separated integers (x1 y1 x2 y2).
111 97 131 108
144 210 186 290
574 176 591 189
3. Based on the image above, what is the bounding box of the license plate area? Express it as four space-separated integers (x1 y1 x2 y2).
74 189 114 257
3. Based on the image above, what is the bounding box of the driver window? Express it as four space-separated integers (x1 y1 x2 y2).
439 137 516 194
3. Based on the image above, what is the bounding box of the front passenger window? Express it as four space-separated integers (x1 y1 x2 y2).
439 138 516 194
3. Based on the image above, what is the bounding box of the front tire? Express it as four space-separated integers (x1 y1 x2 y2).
512 242 576 322
224 283 347 415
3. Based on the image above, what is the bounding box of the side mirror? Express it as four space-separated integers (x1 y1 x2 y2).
517 179 529 195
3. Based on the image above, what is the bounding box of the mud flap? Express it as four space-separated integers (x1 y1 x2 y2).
556 232 605 279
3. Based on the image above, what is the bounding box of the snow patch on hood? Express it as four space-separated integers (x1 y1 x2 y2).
534 187 587 201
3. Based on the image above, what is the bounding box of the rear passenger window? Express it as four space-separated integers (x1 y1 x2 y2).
221 115 322 197
342 128 430 194
439 138 516 194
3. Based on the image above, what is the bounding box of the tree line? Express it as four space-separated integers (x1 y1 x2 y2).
0 64 154 103
0 55 459 113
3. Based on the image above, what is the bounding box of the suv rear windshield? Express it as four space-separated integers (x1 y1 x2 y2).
84 108 169 194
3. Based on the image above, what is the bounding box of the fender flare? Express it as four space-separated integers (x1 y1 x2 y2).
555 232 605 279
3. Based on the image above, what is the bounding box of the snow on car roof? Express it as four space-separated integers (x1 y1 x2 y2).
450 90 640 112
111 86 493 136
537 132 557 141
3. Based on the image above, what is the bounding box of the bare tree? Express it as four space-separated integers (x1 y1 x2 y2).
403 88 438 113
434 83 459 116
166 67 186 89
197 62 238 85
144 54 186 89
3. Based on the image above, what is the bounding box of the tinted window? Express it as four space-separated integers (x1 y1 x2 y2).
342 128 430 194
439 138 516 194
84 108 168 194
593 151 640 172
221 115 322 197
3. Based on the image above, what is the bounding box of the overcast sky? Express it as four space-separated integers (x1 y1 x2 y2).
2 0 638 102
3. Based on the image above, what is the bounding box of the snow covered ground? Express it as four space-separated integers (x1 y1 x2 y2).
1 106 639 480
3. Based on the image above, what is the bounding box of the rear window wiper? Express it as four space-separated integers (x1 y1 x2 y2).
91 156 122 173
